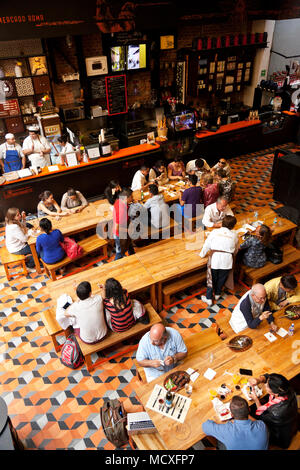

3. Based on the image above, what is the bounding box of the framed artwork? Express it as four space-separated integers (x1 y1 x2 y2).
29 56 48 76
160 35 175 50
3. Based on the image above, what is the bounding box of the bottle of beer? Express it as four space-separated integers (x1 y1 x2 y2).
99 128 112 157
165 390 173 408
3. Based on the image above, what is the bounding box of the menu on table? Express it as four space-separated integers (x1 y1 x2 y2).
105 74 127 116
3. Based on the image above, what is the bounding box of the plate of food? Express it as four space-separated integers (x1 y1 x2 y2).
284 304 300 320
228 335 253 352
164 370 190 392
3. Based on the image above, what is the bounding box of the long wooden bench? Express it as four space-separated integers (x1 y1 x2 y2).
162 271 207 308
41 234 108 281
134 327 222 384
41 303 162 372
147 218 178 241
239 244 300 286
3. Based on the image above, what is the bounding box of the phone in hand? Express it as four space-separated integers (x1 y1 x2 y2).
63 302 71 309
239 368 253 376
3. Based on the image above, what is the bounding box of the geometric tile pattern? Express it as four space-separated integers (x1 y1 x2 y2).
0 142 299 449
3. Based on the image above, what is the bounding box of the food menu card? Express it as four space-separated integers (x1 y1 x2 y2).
105 74 128 116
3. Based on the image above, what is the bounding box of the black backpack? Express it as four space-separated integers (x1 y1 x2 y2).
100 399 128 448
60 334 84 369
265 242 283 264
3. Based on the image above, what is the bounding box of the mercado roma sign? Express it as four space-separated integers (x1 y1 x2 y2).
0 1 299 40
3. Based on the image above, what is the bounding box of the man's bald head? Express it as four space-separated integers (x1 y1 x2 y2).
149 323 167 346
251 284 267 304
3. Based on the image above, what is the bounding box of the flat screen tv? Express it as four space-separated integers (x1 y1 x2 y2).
126 44 147 70
110 46 126 72
173 112 196 132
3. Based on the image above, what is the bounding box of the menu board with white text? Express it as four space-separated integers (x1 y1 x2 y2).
105 74 127 116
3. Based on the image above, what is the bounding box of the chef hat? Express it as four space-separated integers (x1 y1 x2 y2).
27 124 40 132
5 133 15 140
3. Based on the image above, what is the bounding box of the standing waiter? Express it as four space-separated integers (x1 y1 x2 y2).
22 124 51 168
0 133 26 173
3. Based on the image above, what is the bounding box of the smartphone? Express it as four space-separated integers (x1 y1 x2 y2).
239 368 253 376
63 302 71 309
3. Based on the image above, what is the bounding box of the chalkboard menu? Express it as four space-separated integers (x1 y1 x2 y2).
90 77 107 108
105 74 128 116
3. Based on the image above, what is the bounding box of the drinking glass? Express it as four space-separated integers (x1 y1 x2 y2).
185 383 193 396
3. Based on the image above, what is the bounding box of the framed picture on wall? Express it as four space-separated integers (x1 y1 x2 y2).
160 35 175 50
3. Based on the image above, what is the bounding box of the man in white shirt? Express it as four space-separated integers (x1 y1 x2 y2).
64 281 107 344
186 157 210 181
22 124 51 168
0 133 26 173
199 215 239 306
143 184 170 229
131 165 150 191
202 196 234 228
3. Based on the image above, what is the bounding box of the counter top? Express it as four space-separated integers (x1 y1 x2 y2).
195 119 261 139
1 142 161 186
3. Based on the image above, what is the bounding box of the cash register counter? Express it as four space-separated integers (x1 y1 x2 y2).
0 142 161 220
194 112 299 164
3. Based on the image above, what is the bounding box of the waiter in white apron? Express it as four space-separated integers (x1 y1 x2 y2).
0 133 26 173
22 124 51 169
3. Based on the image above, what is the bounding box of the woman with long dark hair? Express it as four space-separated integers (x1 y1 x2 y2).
249 373 298 448
104 180 122 207
37 190 68 218
102 277 135 332
36 218 65 264
239 224 272 268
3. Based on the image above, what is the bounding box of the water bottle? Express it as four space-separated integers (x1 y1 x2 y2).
288 323 295 336
254 211 258 219
273 217 277 226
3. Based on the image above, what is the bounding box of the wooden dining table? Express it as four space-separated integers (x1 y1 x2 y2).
134 305 300 450
46 253 157 309
27 199 112 273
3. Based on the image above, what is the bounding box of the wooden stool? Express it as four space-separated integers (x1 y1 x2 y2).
0 247 27 281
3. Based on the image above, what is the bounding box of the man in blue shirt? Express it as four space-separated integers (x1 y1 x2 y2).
136 324 187 383
202 395 269 450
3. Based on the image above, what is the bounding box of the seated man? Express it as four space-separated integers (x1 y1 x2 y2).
202 395 269 450
178 174 203 218
186 157 210 182
229 283 278 334
264 274 300 311
202 196 233 228
211 158 231 177
131 165 150 191
63 281 107 344
136 323 187 383
143 184 170 229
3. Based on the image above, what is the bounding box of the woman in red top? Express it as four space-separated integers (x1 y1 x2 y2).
102 278 136 332
202 173 219 207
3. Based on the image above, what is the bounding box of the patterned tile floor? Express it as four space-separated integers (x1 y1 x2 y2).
0 142 299 450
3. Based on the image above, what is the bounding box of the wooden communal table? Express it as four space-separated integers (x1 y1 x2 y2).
46 254 157 310
135 233 207 311
27 199 112 273
233 207 297 245
134 305 300 450
132 179 189 205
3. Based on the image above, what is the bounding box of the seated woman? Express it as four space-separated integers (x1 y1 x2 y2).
104 179 122 207
37 190 68 218
149 160 168 184
239 224 272 268
216 168 235 202
36 218 65 265
60 188 88 214
202 173 219 208
101 277 136 333
63 281 107 345
167 156 186 180
5 207 35 268
249 373 298 448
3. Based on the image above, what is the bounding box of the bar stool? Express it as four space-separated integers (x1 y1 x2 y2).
0 247 28 281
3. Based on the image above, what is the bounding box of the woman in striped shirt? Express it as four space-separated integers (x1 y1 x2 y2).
102 278 136 332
